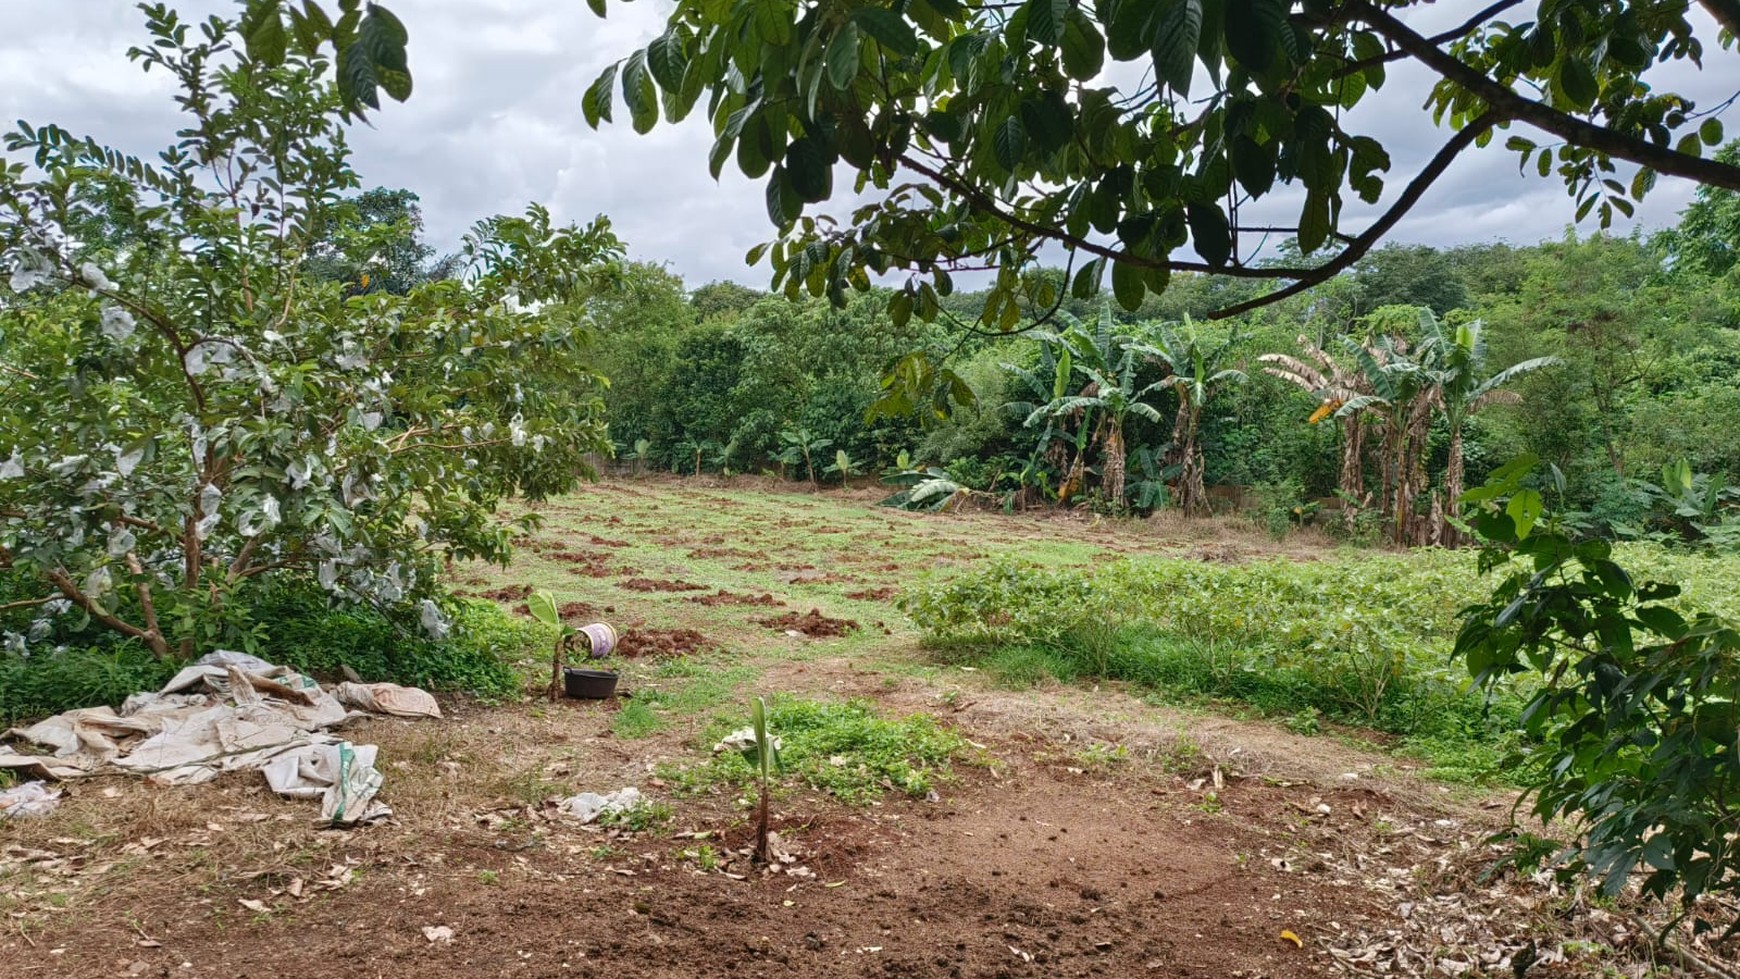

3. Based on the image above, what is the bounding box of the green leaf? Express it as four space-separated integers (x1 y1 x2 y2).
853 7 921 56
784 136 832 202
765 165 801 226
1024 0 1068 46
1557 58 1597 109
1507 488 1543 539
1230 134 1275 197
647 31 689 92
993 115 1028 172
242 1 289 67
1151 0 1201 96
621 50 659 134
527 591 559 628
1224 0 1284 68
1019 90 1072 154
1108 0 1160 62
356 5 411 101
825 23 863 90
1298 191 1331 253
1111 260 1146 311
586 0 607 15
1185 201 1230 266
1071 257 1103 299
582 64 617 128
1061 10 1105 80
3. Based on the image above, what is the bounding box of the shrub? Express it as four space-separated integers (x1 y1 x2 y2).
902 553 1519 741
0 7 617 661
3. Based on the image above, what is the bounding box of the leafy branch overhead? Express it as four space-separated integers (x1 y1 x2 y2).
549 0 1740 330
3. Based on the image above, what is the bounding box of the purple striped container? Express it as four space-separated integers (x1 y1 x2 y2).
577 622 618 659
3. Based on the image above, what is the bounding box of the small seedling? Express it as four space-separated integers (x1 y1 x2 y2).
527 590 577 701
740 696 783 865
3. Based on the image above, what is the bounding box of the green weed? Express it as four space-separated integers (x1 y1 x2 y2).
677 697 964 804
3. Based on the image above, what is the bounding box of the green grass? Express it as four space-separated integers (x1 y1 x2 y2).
663 696 967 804
612 657 760 739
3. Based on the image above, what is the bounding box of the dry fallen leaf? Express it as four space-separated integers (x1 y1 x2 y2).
422 925 454 944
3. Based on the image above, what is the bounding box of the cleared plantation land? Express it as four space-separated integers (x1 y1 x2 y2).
1 479 1723 977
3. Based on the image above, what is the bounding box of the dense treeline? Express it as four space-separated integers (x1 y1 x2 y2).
590 154 1740 546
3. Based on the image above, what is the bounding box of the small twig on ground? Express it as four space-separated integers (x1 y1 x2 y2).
1624 912 1740 979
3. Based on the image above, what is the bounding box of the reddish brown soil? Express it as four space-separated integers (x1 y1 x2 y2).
476 583 531 602
618 577 708 593
756 608 860 637
687 547 761 560
615 627 713 658
558 601 613 621
844 586 897 601
0 758 1443 979
687 589 786 608
585 534 631 548
783 570 857 585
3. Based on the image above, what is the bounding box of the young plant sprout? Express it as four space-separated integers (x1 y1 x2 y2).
527 590 576 701
744 696 782 865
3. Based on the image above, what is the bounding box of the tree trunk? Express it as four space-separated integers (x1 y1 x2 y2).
1101 420 1126 506
1443 424 1466 547
1339 415 1365 530
1173 403 1208 516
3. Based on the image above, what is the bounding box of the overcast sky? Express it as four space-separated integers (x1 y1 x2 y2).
2 2 1732 287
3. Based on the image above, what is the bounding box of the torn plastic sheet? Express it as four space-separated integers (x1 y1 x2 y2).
0 650 436 826
0 780 61 818
557 787 644 823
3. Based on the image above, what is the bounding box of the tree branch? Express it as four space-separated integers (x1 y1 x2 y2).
1351 0 1740 192
896 153 1322 280
1332 0 1525 80
1207 112 1501 320
45 567 169 658
1699 0 1740 39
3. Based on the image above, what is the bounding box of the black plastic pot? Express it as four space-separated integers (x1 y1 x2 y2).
563 667 619 699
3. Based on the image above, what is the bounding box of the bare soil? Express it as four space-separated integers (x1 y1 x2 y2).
615 627 714 658
756 609 860 637
688 590 786 608
617 577 708 593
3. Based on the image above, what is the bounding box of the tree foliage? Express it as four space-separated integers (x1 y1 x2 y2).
0 5 620 657
1458 457 1740 926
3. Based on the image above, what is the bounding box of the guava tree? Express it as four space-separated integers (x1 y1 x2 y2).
0 5 620 658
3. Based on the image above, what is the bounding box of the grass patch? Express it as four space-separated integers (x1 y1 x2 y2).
0 643 181 724
613 658 760 739
668 696 966 804
906 556 1544 784
0 577 533 723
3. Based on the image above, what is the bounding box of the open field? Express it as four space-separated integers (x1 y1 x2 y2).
1 479 1722 977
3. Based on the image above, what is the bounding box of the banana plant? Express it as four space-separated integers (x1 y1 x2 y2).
741 697 783 865
1430 318 1560 544
824 448 862 485
1131 318 1248 516
527 590 576 702
776 425 832 487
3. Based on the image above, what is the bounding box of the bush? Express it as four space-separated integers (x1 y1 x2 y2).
259 584 531 700
0 643 179 724
0 576 531 722
901 552 1528 776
